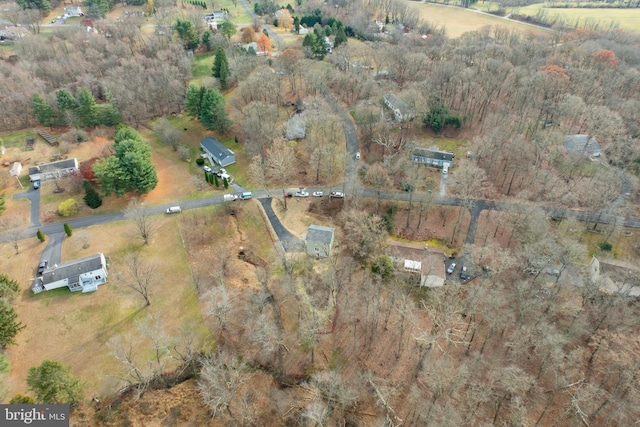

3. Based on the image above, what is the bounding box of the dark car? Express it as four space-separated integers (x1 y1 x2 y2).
37 260 48 276
285 193 293 198
460 266 468 281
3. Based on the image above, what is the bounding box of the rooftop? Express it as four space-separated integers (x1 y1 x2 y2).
28 158 78 176
413 148 454 161
306 225 335 247
200 137 234 161
40 253 105 286
563 135 601 157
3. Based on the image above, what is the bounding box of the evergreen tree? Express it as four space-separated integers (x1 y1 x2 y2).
63 223 72 237
212 47 230 89
334 26 347 48
76 88 98 127
223 176 229 189
93 127 158 196
31 94 57 127
174 19 199 50
97 103 122 127
201 30 212 50
200 88 231 133
82 180 103 208
0 298 25 349
37 229 45 242
0 192 6 216
27 360 84 405
213 173 219 187
185 84 207 118
55 90 78 111
0 274 20 301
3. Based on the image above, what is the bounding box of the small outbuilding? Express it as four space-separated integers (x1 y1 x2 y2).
9 162 22 177
200 137 236 167
305 225 335 258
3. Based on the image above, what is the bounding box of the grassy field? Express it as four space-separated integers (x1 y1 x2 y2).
409 2 549 38
210 0 253 24
514 4 640 32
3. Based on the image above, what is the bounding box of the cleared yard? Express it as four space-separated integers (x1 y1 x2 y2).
516 4 640 32
1 217 210 401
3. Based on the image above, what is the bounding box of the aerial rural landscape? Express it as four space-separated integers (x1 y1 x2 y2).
0 0 639 424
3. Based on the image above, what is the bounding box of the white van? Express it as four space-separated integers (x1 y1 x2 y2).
166 206 182 214
442 165 449 175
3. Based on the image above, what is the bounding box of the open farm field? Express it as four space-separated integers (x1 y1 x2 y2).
410 2 549 37
516 4 640 32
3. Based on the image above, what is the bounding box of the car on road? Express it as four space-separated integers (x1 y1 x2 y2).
37 260 48 276
33 180 40 189
460 266 468 280
330 191 344 198
295 190 309 197
355 151 360 160
446 263 456 274
312 191 323 197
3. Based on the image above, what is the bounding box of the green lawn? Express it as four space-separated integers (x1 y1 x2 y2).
209 0 253 24
192 52 215 79
0 128 38 148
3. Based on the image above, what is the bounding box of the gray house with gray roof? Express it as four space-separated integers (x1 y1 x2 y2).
383 93 415 122
412 148 454 169
305 225 335 257
563 135 601 157
28 158 79 182
200 137 236 167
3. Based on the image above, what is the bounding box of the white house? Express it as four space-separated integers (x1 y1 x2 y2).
63 6 84 18
563 135 602 157
28 158 79 183
383 93 415 122
32 253 108 294
385 241 445 287
590 256 640 297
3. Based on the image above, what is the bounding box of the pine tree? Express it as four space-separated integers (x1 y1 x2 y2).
213 174 219 187
0 298 25 349
200 88 231 133
212 47 230 89
0 192 5 216
334 26 347 48
64 223 73 237
31 94 57 127
185 85 206 118
223 176 229 189
82 181 102 208
77 88 98 127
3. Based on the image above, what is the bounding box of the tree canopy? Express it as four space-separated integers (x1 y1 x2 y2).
0 298 25 349
93 126 158 197
27 360 84 405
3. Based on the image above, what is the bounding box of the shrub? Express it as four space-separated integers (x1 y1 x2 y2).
64 223 73 237
10 394 34 404
37 229 45 242
381 214 393 231
371 255 394 278
83 180 102 209
196 157 205 166
58 199 78 217
387 204 398 216
600 242 613 251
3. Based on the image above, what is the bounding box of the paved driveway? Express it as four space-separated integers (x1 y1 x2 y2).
13 185 41 226
258 198 304 253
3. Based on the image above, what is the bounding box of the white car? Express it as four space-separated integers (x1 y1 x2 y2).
312 191 323 197
355 151 361 160
330 191 344 198
295 191 309 197
447 263 456 274
203 166 212 173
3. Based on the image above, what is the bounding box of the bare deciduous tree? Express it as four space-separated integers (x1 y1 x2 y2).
364 163 392 215
119 251 156 306
125 198 158 245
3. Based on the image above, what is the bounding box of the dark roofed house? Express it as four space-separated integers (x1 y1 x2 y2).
32 253 108 294
28 158 79 182
412 147 454 169
306 225 335 258
563 135 602 157
200 137 236 167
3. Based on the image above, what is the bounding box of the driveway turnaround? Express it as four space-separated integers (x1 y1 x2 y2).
13 186 41 227
258 198 304 253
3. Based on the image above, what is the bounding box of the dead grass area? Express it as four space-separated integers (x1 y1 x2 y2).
271 196 337 238
3 217 209 402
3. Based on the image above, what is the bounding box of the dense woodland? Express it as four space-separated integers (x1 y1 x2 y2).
1 0 640 424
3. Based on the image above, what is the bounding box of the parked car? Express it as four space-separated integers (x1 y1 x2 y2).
203 166 212 173
442 165 449 175
312 191 323 197
166 206 182 214
37 260 48 276
330 191 344 198
355 151 361 160
33 180 40 189
460 266 468 280
295 190 309 197
446 263 456 274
